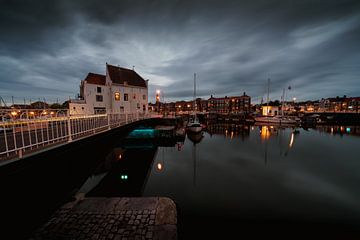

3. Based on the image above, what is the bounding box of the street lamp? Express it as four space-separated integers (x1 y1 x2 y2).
292 97 296 112
156 90 161 113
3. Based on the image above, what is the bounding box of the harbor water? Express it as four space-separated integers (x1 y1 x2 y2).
85 124 360 239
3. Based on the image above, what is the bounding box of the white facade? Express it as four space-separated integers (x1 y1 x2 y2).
70 64 148 116
262 106 280 116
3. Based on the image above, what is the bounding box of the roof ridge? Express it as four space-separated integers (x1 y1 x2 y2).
88 72 106 76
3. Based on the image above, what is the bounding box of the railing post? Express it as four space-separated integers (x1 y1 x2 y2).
3 124 9 157
67 111 72 142
125 113 128 124
108 113 111 130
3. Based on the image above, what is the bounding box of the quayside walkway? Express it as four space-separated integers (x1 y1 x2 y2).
30 196 177 240
0 109 160 163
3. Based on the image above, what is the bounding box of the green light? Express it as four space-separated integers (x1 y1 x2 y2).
121 175 128 180
128 128 156 138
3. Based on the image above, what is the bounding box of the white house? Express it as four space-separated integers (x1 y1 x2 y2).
69 63 148 115
262 105 280 116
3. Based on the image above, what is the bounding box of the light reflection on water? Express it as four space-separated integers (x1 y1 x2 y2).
143 124 360 224
80 124 360 236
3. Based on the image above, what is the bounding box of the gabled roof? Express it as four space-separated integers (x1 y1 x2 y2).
84 73 106 85
107 64 147 88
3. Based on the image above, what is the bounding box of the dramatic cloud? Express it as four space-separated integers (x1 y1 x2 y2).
0 0 359 104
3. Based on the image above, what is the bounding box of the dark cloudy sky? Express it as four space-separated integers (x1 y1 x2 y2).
1 0 360 104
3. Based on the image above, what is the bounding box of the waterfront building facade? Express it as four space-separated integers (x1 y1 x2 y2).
208 93 251 114
69 64 148 115
318 96 360 112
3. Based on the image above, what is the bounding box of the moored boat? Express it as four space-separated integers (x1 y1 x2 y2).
254 116 297 125
187 120 202 133
187 73 203 133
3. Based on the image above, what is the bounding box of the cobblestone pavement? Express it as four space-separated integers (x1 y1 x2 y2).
30 197 177 240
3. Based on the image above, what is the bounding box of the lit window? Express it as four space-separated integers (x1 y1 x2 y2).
114 92 120 101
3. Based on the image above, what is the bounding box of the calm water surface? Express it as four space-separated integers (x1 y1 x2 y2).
85 124 360 238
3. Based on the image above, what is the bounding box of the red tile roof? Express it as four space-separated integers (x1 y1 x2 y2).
107 64 147 88
84 73 106 85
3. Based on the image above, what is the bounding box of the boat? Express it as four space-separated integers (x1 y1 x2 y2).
254 116 298 125
187 73 203 133
187 121 202 133
187 131 204 144
255 79 298 125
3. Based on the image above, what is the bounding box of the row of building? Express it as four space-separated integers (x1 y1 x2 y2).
2 63 358 116
256 96 360 116
149 93 252 115
297 96 360 113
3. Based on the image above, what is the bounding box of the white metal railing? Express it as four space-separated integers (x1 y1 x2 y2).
0 111 157 161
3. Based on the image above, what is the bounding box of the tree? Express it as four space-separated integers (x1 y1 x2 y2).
50 103 62 109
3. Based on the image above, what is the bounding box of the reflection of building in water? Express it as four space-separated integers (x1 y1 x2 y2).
316 125 360 137
260 126 271 140
259 125 281 140
207 123 250 138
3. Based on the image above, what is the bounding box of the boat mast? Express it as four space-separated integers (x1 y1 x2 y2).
282 88 285 117
193 73 196 115
266 78 270 115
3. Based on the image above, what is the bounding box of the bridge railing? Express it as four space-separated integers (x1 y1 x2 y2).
0 111 155 161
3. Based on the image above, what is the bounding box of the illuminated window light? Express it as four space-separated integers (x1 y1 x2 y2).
114 92 121 101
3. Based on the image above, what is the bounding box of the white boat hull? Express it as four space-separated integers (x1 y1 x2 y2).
187 126 202 133
254 116 297 125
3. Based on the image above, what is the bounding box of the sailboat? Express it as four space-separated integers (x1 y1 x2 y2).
187 73 203 133
255 79 298 125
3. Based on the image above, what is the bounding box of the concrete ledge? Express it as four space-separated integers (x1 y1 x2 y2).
30 197 177 240
155 197 177 225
